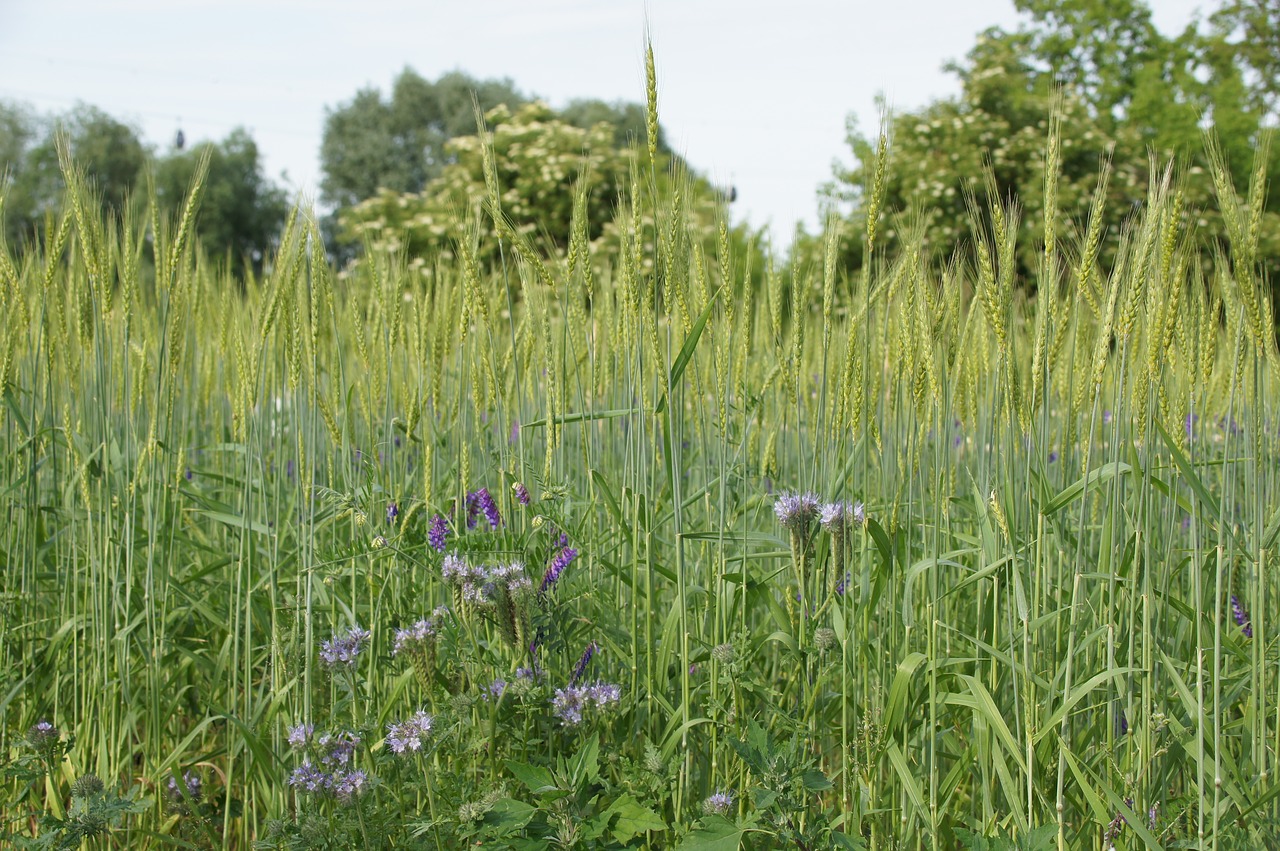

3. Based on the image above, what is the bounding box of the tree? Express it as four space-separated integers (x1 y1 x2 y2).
813 0 1280 289
1 103 149 247
153 128 289 273
319 69 527 209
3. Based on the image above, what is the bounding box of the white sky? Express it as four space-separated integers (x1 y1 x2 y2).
0 0 1206 247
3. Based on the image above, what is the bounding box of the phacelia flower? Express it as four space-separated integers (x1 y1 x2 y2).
289 759 329 794
393 619 437 655
331 769 368 803
385 711 434 755
702 791 735 816
551 680 622 726
540 547 577 596
774 491 820 531
167 771 203 803
288 723 314 749
319 627 370 667
26 720 59 751
70 774 105 799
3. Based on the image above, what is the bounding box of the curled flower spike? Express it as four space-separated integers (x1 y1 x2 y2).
319 627 370 667
385 711 434 755
774 491 820 531
513 482 531 505
702 791 734 816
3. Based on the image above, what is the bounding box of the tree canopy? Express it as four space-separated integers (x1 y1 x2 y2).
813 0 1280 293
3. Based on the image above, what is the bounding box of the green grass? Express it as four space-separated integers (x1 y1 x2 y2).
1 91 1277 850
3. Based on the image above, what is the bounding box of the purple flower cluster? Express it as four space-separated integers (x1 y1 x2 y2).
702 791 734 816
393 618 438 656
539 547 577 596
466 487 501 530
26 720 59 751
774 491 820 530
287 723 314 749
166 771 202 803
1101 797 1135 849
428 514 450 551
1231 595 1253 638
570 641 598 686
819 500 865 536
513 482 530 505
385 711 434 755
386 502 399 525
288 729 368 803
552 681 622 725
441 553 530 608
319 626 371 667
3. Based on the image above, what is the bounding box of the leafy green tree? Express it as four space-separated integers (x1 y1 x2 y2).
319 69 528 209
814 0 1280 293
1 103 149 247
337 101 753 285
153 128 289 273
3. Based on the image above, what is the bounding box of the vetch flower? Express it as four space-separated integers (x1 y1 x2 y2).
386 502 399 525
1231 595 1253 638
540 547 577 596
513 482 530 505
428 514 450 551
570 641 598 686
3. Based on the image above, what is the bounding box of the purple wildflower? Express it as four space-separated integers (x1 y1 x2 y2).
1231 595 1253 638
318 731 361 769
26 720 58 747
385 711 434 755
167 771 202 803
513 482 530 505
820 501 864 537
774 491 820 531
331 769 368 803
510 420 520 444
441 552 467 583
1049 450 1060 464
516 666 537 680
835 571 852 596
552 680 621 726
184 468 193 481
289 759 329 794
1102 409 1113 426
570 641 598 686
386 502 399 525
702 791 734 816
465 488 501 530
319 626 370 667
540 547 577 596
489 679 508 700
1185 413 1198 439
1116 708 1128 736
393 619 437 655
287 723 314 749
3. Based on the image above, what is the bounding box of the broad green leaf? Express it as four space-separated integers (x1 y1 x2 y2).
675 815 744 851
603 794 666 843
